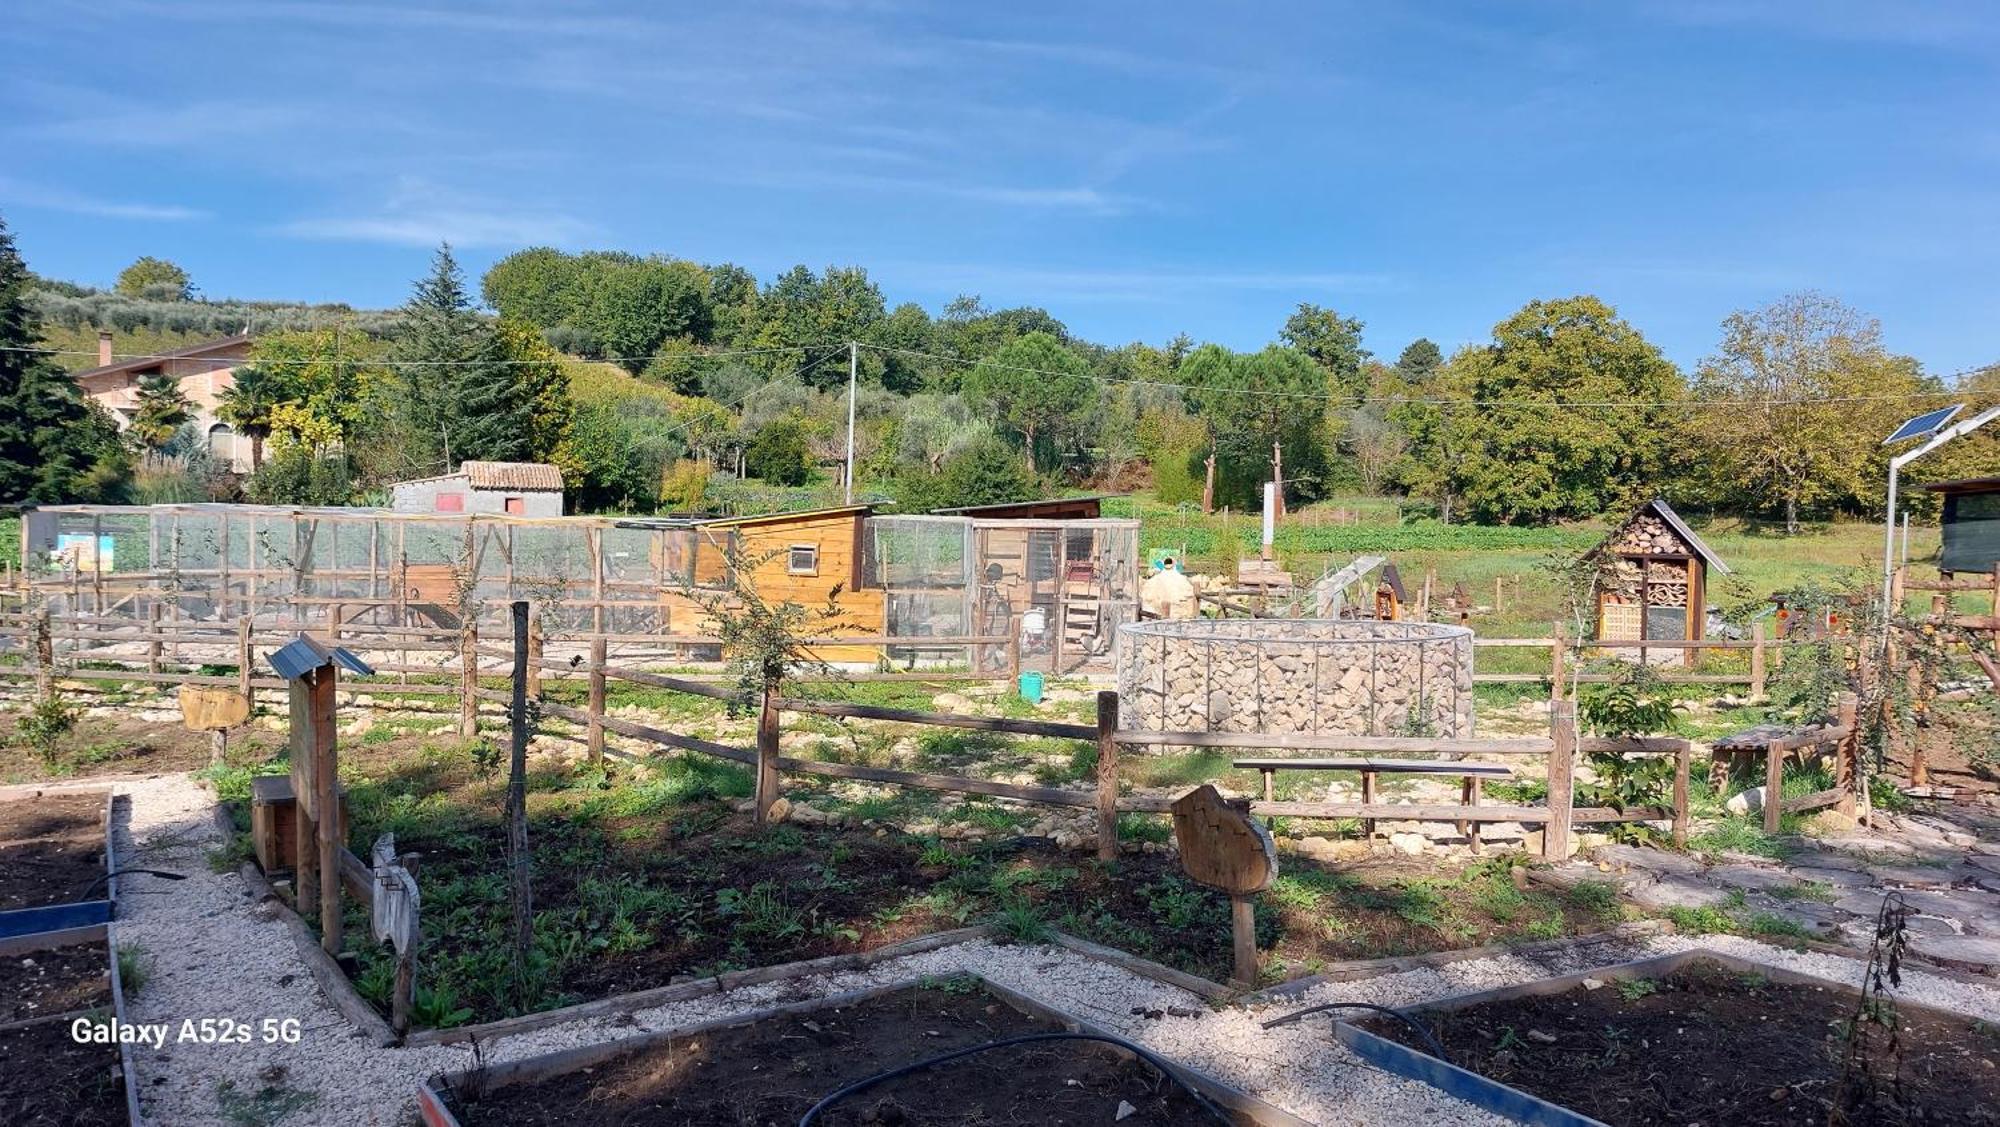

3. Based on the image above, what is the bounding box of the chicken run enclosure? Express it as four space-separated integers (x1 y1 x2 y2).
14 504 1141 673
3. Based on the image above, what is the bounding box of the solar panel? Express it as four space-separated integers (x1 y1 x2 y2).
1884 404 1964 445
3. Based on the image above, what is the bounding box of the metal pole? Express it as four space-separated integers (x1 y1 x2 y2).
1881 459 1901 640
1900 510 1910 564
843 340 858 505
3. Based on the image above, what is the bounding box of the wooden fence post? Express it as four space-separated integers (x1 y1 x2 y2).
1672 741 1691 849
459 620 478 739
236 615 254 711
1763 738 1784 835
1543 699 1576 861
310 667 340 956
587 636 606 764
525 610 543 701
146 602 163 676
33 606 53 702
1834 692 1860 817
755 680 782 824
505 601 534 990
1095 691 1120 862
1494 576 1504 614
391 853 419 1038
1749 621 1767 699
1549 622 1566 701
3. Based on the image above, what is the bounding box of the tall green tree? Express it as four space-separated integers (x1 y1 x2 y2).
129 372 191 451
482 249 714 372
1395 338 1442 383
114 256 192 300
1280 303 1368 402
1422 296 1684 525
960 332 1093 471
391 245 538 472
1691 293 1933 532
1181 343 1330 509
0 217 128 502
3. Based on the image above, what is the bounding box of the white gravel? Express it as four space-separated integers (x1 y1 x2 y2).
95 774 2000 1127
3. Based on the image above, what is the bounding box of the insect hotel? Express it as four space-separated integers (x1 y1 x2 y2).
1587 499 1731 662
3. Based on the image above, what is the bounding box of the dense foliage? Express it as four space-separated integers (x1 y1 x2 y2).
12 209 1993 524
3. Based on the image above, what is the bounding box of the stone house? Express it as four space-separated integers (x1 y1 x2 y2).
388 462 566 517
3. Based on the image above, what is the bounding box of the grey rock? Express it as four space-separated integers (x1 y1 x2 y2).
1710 864 1801 893
1907 935 2000 972
1628 875 1733 911
1782 866 1871 889
1591 843 1703 876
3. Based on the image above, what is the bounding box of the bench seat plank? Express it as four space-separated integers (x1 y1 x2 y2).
1231 758 1513 777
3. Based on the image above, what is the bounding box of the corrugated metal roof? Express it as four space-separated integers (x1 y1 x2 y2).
267 635 376 680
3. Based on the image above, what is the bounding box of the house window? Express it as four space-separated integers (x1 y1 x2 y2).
787 544 819 575
436 493 465 513
504 496 525 515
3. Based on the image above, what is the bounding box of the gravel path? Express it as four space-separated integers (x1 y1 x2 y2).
95 774 2000 1127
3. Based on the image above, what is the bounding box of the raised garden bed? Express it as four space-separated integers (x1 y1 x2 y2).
0 939 112 1023
1343 948 2000 1127
0 789 115 946
0 931 144 1126
422 976 1292 1126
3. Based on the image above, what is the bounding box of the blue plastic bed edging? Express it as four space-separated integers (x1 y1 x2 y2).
0 898 113 940
1332 1021 1609 1127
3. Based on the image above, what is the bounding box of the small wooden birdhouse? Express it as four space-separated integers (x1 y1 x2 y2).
1586 500 1731 663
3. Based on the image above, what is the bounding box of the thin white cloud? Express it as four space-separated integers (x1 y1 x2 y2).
0 176 207 221
888 262 1403 303
276 180 594 248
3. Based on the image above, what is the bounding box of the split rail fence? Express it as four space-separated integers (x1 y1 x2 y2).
0 606 1864 862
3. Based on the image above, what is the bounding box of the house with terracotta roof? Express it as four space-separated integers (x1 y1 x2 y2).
389 461 566 517
70 331 255 470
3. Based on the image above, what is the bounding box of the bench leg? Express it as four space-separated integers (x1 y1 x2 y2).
1361 770 1377 844
1262 768 1274 803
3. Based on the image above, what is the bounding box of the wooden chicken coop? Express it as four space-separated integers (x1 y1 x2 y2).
1587 500 1730 664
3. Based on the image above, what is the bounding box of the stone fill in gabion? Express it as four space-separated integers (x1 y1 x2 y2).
1116 618 1474 737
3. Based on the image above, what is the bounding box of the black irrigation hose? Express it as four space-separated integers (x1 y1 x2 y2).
796 1031 1233 1126
1262 1002 1452 1065
79 868 186 899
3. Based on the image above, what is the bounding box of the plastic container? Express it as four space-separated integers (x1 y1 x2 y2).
1017 670 1045 704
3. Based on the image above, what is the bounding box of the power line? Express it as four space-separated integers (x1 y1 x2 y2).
858 342 1998 411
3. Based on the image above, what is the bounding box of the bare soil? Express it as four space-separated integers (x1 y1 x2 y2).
0 793 106 911
0 942 110 1024
449 980 1217 1125
0 710 216 782
0 1020 126 1127
1364 958 2000 1126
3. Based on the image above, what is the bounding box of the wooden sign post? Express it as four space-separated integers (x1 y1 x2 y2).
179 685 251 766
270 635 375 959
1171 784 1277 990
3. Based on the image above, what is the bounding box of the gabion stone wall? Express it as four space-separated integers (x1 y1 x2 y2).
1117 619 1474 737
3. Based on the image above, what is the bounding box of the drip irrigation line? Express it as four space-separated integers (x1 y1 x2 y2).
795 1031 1232 1125
78 868 187 899
1261 1001 1450 1063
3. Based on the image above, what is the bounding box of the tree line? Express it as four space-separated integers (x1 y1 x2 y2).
2 216 1993 527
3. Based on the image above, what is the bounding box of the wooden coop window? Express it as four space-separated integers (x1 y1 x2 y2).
787 544 819 576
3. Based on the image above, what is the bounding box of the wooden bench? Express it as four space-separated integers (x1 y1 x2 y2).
1232 757 1515 849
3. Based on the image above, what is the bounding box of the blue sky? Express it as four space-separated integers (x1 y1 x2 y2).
4 1 1998 375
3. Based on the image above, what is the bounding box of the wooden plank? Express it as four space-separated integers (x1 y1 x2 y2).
1781 787 1845 814
1245 800 1553 822
1095 691 1119 861
775 755 1098 807
1114 731 1554 754
1544 700 1576 860
1230 758 1514 777
777 696 1095 740
535 700 757 765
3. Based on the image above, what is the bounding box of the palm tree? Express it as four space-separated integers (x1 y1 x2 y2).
216 366 286 469
129 372 191 452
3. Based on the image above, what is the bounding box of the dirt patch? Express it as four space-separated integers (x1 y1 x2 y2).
1364 958 2000 1126
0 710 217 782
0 793 106 911
0 943 110 1024
448 980 1216 1126
0 1020 126 1127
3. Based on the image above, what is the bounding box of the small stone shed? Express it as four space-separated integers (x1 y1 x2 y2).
1587 499 1730 655
389 461 565 517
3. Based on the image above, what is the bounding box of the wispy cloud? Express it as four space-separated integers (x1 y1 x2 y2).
276 180 593 248
888 262 1403 303
28 98 306 147
0 176 207 221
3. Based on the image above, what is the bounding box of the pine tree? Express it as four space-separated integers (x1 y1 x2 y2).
0 215 128 502
390 245 535 470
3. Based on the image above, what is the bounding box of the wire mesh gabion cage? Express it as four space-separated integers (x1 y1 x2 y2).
1116 618 1475 737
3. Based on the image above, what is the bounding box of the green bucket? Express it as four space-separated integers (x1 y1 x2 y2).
1017 671 1045 704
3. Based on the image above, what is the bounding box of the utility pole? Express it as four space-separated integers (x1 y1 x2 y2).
844 340 858 504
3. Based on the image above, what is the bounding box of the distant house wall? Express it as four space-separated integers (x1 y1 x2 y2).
389 474 562 517
73 336 256 472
